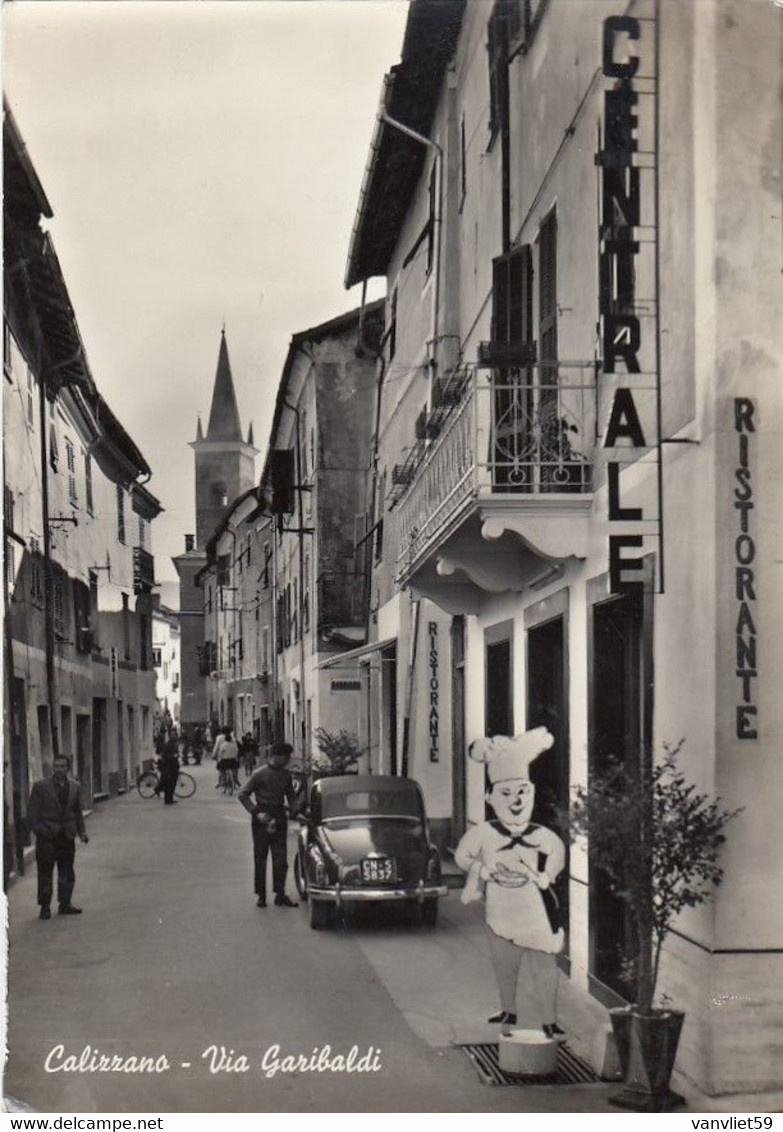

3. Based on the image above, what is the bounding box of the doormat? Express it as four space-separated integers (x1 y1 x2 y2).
459 1042 600 1087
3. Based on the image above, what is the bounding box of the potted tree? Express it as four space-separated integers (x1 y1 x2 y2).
567 740 741 1111
311 727 364 779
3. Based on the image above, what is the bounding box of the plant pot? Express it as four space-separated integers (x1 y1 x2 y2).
608 1007 685 1112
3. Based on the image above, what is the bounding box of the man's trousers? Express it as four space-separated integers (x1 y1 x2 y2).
36 832 76 909
251 812 288 900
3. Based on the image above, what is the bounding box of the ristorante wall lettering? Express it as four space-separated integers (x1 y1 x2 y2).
597 15 660 595
428 620 440 763
734 398 758 741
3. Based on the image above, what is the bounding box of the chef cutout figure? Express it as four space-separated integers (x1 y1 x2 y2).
454 727 566 1039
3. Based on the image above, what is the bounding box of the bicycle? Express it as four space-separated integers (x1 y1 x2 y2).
215 760 239 796
136 768 196 800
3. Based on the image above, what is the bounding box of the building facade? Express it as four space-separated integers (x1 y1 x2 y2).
340 0 783 1099
199 490 275 747
173 331 258 732
255 304 383 765
152 599 181 728
3 106 162 878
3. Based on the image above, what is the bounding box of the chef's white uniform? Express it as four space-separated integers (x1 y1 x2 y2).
455 820 566 954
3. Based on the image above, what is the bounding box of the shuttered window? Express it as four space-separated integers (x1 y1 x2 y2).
487 1 508 143
117 485 126 544
492 244 533 346
539 209 558 397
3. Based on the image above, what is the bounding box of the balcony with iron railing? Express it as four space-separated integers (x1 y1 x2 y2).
133 546 156 594
394 362 596 609
317 572 367 633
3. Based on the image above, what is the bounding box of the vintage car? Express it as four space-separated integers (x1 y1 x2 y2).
294 774 447 930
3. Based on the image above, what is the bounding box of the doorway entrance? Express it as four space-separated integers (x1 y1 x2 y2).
588 587 652 1004
484 621 514 817
76 714 92 808
92 698 105 797
380 644 398 775
527 613 570 962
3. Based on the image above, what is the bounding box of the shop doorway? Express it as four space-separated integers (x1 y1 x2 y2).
527 614 569 964
10 678 30 873
91 698 105 796
484 623 514 818
588 588 651 1004
76 714 92 808
380 644 398 775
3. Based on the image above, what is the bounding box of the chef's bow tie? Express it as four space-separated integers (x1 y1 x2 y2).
491 819 535 850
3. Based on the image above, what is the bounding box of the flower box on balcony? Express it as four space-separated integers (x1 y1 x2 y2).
477 340 537 368
392 463 416 486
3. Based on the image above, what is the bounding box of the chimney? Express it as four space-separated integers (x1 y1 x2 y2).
185 534 195 552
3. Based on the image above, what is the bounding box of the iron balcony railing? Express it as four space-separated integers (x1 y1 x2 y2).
396 364 595 577
317 572 367 630
132 546 156 594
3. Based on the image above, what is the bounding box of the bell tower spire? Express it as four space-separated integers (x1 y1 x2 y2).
206 328 243 442
190 328 258 549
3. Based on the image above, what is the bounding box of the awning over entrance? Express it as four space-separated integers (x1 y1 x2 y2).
317 637 396 671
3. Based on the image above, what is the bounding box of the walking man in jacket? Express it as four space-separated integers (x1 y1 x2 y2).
28 754 89 920
237 741 299 908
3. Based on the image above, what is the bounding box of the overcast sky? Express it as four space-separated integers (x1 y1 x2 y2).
3 0 408 595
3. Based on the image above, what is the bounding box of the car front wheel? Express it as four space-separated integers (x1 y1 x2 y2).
420 898 439 927
308 899 335 931
294 854 308 902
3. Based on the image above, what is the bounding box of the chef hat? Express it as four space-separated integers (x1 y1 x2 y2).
469 727 555 784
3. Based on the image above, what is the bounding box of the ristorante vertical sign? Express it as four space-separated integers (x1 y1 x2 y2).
597 15 662 594
734 398 758 740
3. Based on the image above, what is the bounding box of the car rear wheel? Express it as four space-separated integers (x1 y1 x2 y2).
294 854 308 902
420 898 439 927
308 899 335 931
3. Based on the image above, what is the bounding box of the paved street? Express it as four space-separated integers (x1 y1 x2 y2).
5 763 614 1113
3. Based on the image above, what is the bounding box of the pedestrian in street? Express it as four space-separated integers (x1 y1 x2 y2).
240 731 259 777
158 735 180 806
191 725 204 766
27 754 89 920
237 741 299 908
454 728 566 1039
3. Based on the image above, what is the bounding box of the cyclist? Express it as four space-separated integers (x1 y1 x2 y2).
214 727 240 790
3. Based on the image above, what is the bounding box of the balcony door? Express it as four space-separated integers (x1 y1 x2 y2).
490 245 534 492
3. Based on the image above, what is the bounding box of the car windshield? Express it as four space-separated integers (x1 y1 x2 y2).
320 784 423 821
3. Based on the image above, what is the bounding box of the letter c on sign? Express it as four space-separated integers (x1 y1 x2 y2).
603 16 640 78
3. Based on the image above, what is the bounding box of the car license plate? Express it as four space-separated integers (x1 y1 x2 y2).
362 857 395 883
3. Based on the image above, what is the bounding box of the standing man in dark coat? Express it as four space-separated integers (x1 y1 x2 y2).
238 741 299 908
158 734 180 806
27 754 89 920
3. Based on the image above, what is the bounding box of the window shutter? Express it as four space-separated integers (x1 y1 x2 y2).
492 244 532 345
492 255 510 344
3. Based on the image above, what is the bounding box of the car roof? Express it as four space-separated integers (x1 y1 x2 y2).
314 775 422 795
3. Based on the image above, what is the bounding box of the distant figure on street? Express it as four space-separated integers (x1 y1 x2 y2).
27 754 89 919
190 725 204 766
240 731 259 777
158 736 180 806
238 741 299 908
215 727 240 788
